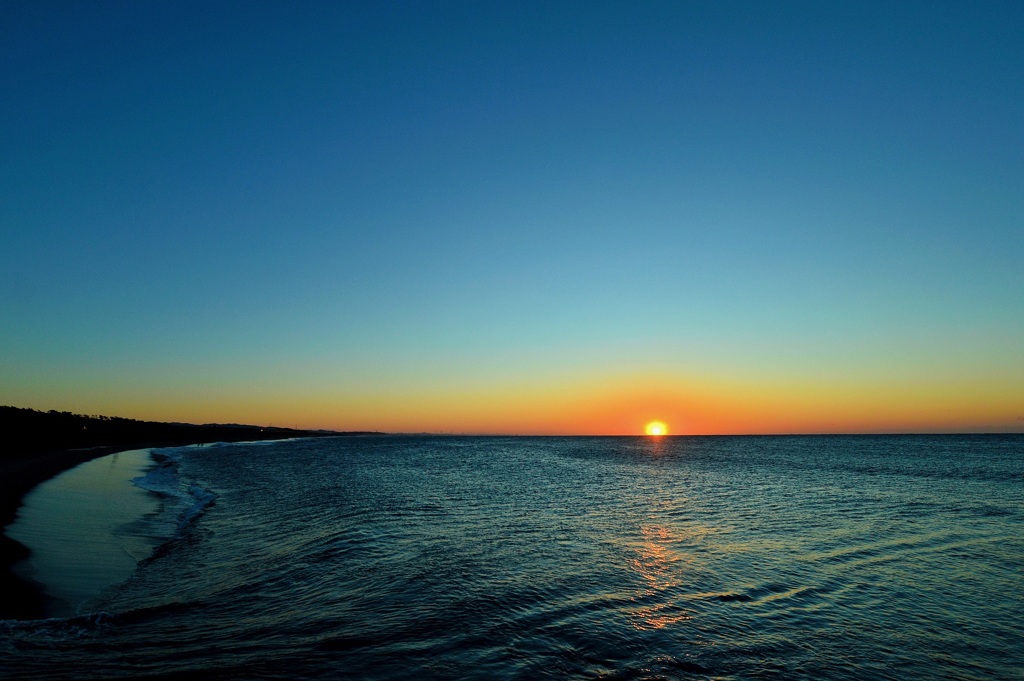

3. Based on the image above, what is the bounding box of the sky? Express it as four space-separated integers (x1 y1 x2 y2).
1 1 1022 435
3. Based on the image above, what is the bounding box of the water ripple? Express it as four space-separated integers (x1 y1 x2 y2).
3 435 1023 680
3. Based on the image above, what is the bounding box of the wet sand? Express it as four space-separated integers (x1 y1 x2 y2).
0 446 133 619
0 419 356 619
6 449 161 617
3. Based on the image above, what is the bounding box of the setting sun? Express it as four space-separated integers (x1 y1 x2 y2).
645 421 668 436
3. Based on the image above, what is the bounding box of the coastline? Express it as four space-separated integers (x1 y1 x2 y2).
0 406 378 620
1 436 331 619
0 445 136 619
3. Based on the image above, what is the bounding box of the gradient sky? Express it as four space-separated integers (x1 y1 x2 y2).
2 1 1022 434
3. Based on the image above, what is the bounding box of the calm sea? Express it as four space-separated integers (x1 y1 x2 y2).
2 435 1022 680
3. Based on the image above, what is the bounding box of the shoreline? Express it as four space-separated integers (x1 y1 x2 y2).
0 445 139 619
1 437 322 620
0 407 376 620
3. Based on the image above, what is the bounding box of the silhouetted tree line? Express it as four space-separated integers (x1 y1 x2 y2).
1 406 376 459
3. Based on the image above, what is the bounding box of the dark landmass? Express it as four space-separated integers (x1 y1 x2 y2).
0 405 381 619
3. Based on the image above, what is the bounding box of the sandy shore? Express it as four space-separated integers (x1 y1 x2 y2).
0 440 223 619
0 446 137 618
0 418 359 620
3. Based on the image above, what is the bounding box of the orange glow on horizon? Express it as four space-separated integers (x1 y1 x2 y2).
20 366 1023 436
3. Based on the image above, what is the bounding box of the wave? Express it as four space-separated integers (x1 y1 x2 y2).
134 448 217 534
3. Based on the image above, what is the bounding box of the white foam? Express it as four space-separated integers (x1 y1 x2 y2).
134 447 218 533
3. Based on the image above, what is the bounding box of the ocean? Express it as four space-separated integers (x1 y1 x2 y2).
2 435 1022 680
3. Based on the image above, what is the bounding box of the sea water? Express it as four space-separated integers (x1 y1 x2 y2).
2 435 1022 680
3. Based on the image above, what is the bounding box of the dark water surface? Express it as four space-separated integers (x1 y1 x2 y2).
3 435 1022 679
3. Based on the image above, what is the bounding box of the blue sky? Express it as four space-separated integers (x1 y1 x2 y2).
2 1 1022 433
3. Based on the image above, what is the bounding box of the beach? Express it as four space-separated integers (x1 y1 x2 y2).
0 445 134 619
6 448 166 618
0 406 363 619
1 443 340 620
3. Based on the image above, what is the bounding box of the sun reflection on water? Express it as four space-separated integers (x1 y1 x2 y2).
629 524 693 630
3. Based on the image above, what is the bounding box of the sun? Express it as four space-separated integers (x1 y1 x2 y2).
645 421 668 436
